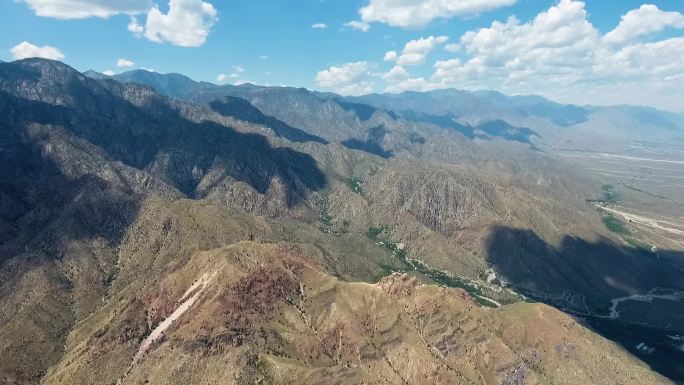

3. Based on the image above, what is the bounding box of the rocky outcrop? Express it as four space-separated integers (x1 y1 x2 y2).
40 243 671 385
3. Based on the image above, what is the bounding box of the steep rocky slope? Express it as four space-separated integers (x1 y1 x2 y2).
42 238 669 385
110 68 684 312
1 59 682 383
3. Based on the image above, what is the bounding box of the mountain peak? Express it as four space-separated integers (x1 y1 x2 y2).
0 58 95 107
113 69 200 98
82 69 110 80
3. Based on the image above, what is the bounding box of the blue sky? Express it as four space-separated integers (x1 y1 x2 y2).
2 0 684 111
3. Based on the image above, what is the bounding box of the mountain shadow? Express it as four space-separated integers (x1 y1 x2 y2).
485 227 684 306
399 110 476 139
165 119 327 204
485 226 684 382
477 120 539 143
0 95 146 385
0 93 142 265
341 125 394 159
209 96 328 144
399 111 539 144
0 59 327 210
0 60 327 383
335 99 397 121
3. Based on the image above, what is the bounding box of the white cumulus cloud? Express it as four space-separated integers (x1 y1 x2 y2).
385 77 436 93
21 0 218 47
315 61 374 95
358 0 517 28
444 43 460 52
311 23 328 29
377 0 684 111
116 58 135 67
128 17 144 35
383 50 397 62
142 0 218 47
603 4 684 45
10 41 64 60
384 35 448 66
344 20 370 32
23 0 152 19
217 67 244 82
381 65 410 82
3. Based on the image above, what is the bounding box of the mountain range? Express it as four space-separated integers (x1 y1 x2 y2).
1 58 682 384
101 68 684 152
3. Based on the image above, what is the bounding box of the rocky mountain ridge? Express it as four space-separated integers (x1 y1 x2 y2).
0 59 681 384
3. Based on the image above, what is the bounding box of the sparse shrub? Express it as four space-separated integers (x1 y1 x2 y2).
366 226 385 239
625 238 654 256
602 185 620 204
346 178 363 195
601 214 630 235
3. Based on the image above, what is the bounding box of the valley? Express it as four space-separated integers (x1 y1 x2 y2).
3 0 684 383
551 145 684 382
555 144 684 234
0 58 682 384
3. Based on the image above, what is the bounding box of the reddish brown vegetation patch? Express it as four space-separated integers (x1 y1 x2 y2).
141 284 178 329
274 244 310 275
180 265 300 356
379 273 420 297
296 323 365 366
455 288 477 306
226 265 300 315
181 322 285 356
90 298 149 358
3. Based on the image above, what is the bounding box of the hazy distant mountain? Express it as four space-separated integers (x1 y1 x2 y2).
114 69 205 99
112 70 540 145
349 89 591 126
112 69 683 153
1 59 682 384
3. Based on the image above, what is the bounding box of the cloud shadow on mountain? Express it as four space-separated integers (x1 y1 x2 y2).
341 125 394 159
209 96 328 144
484 226 684 382
485 226 684 306
0 63 328 213
0 92 142 265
